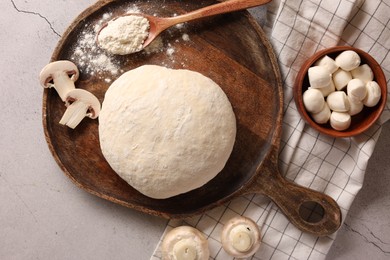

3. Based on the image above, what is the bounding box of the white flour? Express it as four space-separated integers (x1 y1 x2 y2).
70 5 192 81
70 6 141 80
182 33 190 41
97 15 150 55
72 27 122 77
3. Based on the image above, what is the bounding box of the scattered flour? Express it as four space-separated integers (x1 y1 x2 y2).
182 33 190 41
166 46 175 56
175 23 185 29
71 28 122 77
70 6 141 80
144 36 164 54
70 5 192 81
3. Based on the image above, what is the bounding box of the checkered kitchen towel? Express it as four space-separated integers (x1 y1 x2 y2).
152 0 390 259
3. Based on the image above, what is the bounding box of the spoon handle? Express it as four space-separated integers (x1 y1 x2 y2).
166 0 271 27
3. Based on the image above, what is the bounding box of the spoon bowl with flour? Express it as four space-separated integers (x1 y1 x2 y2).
97 0 271 55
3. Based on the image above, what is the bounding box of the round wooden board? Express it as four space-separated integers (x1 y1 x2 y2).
43 0 283 218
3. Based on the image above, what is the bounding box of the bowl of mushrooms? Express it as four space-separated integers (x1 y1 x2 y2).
294 46 387 137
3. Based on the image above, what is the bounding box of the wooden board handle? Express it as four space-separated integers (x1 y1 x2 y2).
247 157 342 236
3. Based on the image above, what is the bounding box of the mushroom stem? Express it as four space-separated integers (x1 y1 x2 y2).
51 71 77 101
172 239 198 260
161 226 209 260
59 89 101 129
59 100 89 129
39 60 79 102
221 216 261 258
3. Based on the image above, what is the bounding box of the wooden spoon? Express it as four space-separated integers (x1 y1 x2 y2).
98 0 272 53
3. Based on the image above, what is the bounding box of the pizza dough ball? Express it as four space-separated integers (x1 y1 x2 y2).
99 65 237 199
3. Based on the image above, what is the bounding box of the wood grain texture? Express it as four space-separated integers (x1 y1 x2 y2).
42 0 341 236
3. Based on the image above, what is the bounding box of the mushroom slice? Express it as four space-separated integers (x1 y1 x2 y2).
221 216 261 258
59 89 101 129
39 60 79 101
161 226 209 260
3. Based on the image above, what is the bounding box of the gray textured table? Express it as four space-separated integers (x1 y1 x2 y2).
1 1 389 259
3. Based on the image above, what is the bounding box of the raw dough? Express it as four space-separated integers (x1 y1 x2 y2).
99 65 236 199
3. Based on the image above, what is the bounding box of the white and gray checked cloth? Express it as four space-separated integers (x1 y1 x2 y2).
151 0 390 259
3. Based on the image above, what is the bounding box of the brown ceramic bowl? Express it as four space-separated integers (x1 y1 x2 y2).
294 46 387 137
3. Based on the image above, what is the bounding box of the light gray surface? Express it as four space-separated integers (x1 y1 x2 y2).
327 120 390 260
0 1 389 260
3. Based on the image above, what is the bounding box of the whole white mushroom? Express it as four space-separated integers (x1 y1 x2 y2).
309 80 335 97
347 96 364 116
330 112 351 131
311 102 331 124
315 55 339 73
347 78 367 102
333 68 352 91
327 91 350 112
308 66 332 88
303 88 325 113
335 50 361 71
351 64 374 83
161 226 209 260
221 216 261 258
363 81 382 107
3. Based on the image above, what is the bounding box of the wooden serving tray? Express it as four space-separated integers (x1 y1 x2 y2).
43 0 341 236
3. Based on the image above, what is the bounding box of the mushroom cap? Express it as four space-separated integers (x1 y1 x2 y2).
311 102 331 124
65 89 101 119
363 81 382 107
330 111 351 131
335 50 361 71
327 91 350 112
303 88 325 113
221 216 261 258
161 226 209 260
308 66 332 88
39 60 79 88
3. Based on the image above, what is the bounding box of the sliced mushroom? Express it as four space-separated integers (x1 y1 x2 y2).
161 226 209 260
59 89 101 129
221 216 261 258
39 60 79 101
